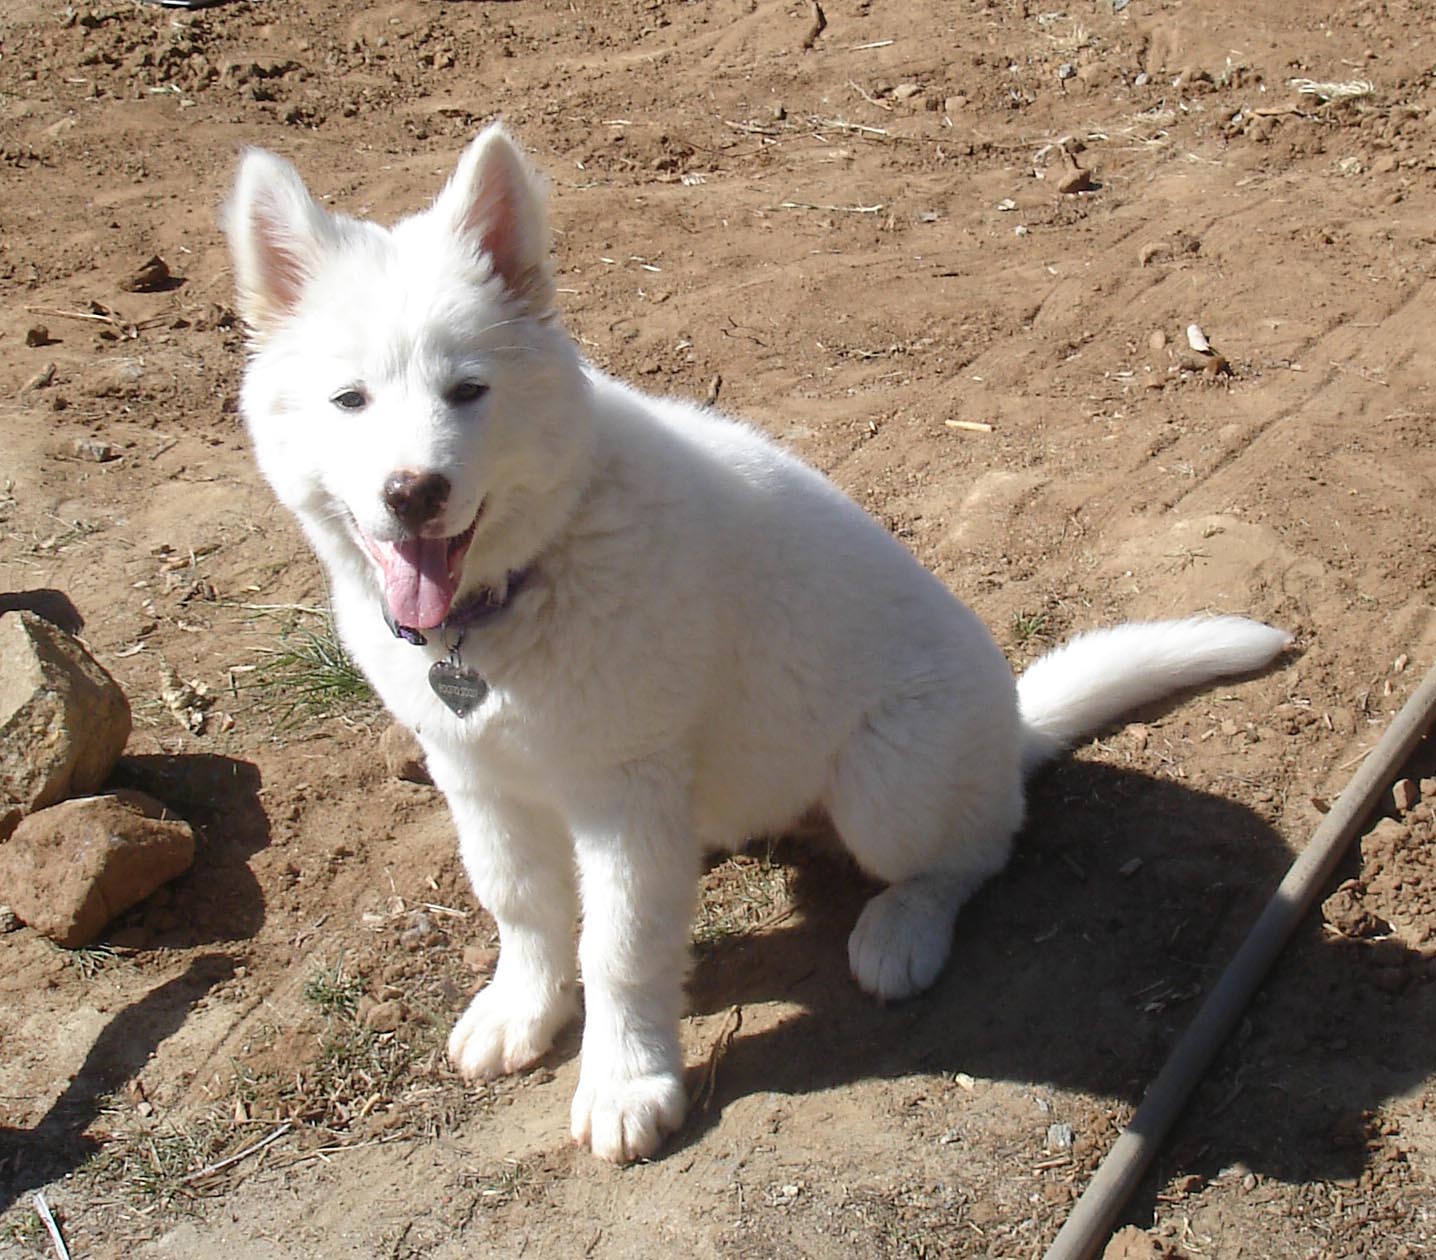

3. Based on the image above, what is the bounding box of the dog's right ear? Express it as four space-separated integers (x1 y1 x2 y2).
223 148 334 339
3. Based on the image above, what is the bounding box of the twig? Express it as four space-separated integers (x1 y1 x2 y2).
691 1006 743 1111
181 1121 293 1184
778 200 885 214
31 1193 71 1260
849 39 895 50
945 419 994 434
848 79 892 111
808 115 889 137
723 118 783 137
800 0 826 51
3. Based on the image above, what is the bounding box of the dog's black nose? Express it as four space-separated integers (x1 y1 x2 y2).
383 469 451 531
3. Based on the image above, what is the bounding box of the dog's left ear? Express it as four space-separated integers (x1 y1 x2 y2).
434 124 556 315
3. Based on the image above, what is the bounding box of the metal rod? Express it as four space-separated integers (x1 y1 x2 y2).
1044 660 1436 1260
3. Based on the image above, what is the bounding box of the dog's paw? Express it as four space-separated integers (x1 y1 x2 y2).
848 879 957 1002
447 983 576 1081
570 1070 686 1163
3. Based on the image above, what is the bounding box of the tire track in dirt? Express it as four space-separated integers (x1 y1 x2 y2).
1162 274 1436 519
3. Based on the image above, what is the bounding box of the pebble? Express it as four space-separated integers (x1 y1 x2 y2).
120 255 173 294
24 325 50 348
1058 62 1076 81
22 363 57 392
364 999 405 1032
1391 778 1419 813
893 82 923 100
0 904 19 933
1148 329 1168 351
1057 167 1094 194
72 437 122 463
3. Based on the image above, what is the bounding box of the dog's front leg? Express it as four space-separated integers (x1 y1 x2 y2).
567 759 699 1163
446 791 580 1080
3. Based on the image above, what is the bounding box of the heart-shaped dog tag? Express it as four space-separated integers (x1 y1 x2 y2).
428 660 489 717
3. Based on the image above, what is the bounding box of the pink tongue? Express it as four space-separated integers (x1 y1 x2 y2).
369 536 456 629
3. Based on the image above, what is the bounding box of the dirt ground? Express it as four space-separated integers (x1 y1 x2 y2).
2 0 1435 1256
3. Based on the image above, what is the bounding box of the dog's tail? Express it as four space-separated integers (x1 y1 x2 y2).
1016 616 1291 775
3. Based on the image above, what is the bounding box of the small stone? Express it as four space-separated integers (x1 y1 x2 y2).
996 198 1017 212
0 905 19 933
0 612 132 814
1371 153 1399 174
1420 778 1436 800
1057 62 1076 80
1133 71 1149 87
364 999 405 1032
1148 330 1168 351
1118 857 1143 878
1391 778 1419 813
380 723 431 784
0 791 194 948
892 82 922 100
1046 1121 1074 1152
72 437 122 463
1102 1225 1161 1260
120 255 174 293
22 363 57 392
943 95 968 113
24 325 51 348
462 943 498 974
1057 166 1095 194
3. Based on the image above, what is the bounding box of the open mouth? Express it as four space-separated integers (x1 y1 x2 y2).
356 507 481 631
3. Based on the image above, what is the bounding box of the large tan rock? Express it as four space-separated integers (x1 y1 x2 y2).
0 611 131 813
0 790 194 947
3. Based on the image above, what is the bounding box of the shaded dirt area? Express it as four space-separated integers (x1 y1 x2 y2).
2 0 1435 1256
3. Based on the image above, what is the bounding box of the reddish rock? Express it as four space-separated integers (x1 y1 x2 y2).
0 612 131 813
0 790 194 947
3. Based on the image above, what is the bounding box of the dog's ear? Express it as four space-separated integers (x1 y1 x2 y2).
433 124 556 315
223 148 334 338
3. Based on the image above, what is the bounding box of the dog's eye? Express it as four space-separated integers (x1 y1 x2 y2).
447 380 489 407
331 388 368 412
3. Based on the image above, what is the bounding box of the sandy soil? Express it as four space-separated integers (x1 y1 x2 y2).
2 1 1435 1256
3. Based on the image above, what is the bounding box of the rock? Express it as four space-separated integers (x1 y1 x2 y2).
22 363 57 392
892 82 923 100
1148 329 1168 351
72 437 122 463
0 790 194 947
0 904 19 933
462 943 498 975
1057 166 1095 194
363 999 405 1032
1390 777 1419 813
1371 153 1399 174
24 325 51 348
119 255 174 293
0 612 131 813
1102 1226 1163 1260
380 722 431 784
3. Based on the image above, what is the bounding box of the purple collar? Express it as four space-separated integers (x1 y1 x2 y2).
384 567 532 647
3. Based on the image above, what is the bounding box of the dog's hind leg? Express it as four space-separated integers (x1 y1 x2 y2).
822 688 1026 1002
447 791 580 1080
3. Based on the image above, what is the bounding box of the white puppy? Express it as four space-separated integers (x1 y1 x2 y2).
224 126 1289 1163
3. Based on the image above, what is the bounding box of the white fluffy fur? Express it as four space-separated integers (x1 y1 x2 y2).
224 126 1291 1163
